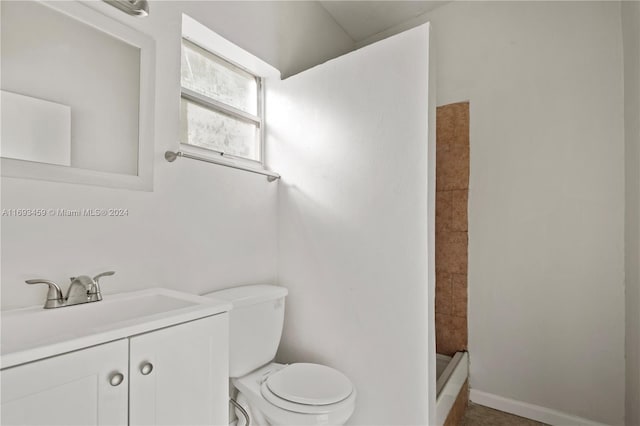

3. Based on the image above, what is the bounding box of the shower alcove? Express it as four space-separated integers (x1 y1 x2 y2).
434 101 470 426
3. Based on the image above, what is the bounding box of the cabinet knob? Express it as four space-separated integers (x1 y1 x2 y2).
109 372 124 386
140 362 154 376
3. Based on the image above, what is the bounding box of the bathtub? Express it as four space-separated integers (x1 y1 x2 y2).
435 351 469 425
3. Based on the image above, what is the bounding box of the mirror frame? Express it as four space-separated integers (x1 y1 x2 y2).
1 0 155 191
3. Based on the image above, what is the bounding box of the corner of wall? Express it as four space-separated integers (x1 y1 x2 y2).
622 1 640 424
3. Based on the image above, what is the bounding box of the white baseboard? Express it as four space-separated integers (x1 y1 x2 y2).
469 389 609 426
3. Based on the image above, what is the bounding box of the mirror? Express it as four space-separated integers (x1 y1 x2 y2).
0 1 155 191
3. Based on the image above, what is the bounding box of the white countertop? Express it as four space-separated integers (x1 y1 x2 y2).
1 288 231 369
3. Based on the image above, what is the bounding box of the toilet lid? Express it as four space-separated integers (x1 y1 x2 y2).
266 363 353 406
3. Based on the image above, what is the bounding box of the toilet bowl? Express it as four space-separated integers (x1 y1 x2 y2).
205 285 356 426
232 363 356 426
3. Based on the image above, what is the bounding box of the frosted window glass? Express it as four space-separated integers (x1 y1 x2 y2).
180 99 259 161
181 39 258 115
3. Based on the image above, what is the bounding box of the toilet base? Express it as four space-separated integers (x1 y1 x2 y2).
233 393 270 426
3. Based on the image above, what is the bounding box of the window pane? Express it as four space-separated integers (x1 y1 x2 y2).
181 39 258 115
180 98 259 161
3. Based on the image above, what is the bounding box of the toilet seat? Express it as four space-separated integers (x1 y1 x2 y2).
259 363 354 414
267 363 353 405
233 363 356 424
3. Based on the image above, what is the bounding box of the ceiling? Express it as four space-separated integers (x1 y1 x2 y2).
318 1 449 43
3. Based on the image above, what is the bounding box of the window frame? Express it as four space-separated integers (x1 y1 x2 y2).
179 37 266 168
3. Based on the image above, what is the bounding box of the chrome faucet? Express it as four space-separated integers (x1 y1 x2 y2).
26 271 115 309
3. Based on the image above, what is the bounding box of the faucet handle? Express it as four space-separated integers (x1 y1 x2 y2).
93 271 115 284
90 271 115 298
25 279 64 308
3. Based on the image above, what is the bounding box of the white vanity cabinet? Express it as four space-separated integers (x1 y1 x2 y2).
1 339 129 426
129 315 229 425
1 314 229 426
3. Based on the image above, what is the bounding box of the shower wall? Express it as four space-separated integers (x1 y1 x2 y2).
268 25 434 424
435 101 469 355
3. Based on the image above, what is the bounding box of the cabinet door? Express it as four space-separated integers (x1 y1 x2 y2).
1 339 128 426
129 314 229 426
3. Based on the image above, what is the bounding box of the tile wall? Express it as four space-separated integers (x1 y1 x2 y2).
435 102 469 355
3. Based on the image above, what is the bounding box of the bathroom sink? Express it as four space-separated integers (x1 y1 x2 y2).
1 288 232 369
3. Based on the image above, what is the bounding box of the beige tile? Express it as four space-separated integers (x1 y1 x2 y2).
452 274 468 318
436 102 469 358
437 143 470 191
451 102 470 147
436 313 467 354
436 271 453 315
450 315 468 351
451 189 468 232
437 105 457 146
436 191 453 232
435 229 445 272
435 313 454 355
438 231 468 275
435 143 447 191
437 102 469 147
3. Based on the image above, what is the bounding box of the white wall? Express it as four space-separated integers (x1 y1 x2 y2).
622 2 640 424
0 0 353 310
433 3 625 424
361 2 626 424
267 25 434 425
170 1 354 79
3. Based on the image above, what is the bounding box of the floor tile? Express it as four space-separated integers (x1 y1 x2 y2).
463 403 549 426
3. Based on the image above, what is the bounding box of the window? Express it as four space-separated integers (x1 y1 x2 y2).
180 38 263 164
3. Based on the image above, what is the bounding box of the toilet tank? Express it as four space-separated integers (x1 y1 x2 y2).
205 285 288 378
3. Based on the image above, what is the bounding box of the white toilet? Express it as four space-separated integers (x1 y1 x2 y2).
206 285 356 426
